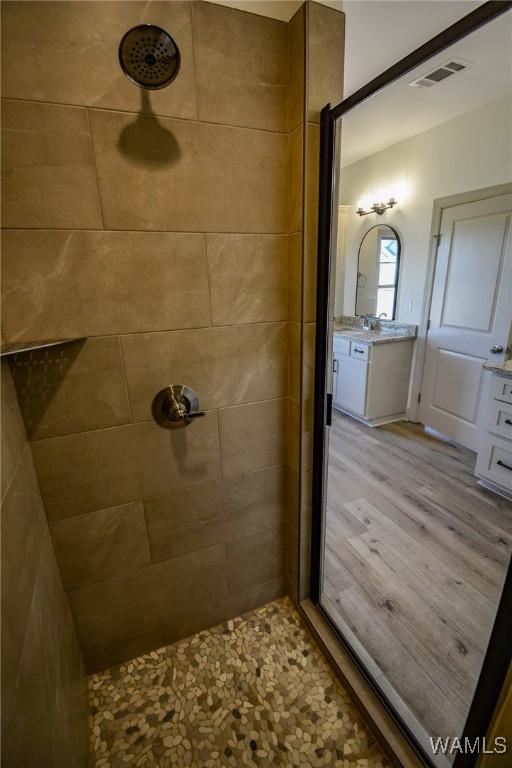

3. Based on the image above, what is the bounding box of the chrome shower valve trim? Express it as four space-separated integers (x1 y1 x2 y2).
152 385 205 429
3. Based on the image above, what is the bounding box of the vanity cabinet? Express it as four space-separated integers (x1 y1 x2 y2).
476 371 512 499
332 334 414 426
335 355 367 415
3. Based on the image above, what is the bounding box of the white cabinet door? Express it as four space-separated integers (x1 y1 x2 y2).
419 193 512 451
337 357 368 415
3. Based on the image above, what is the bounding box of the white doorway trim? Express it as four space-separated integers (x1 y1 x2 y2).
407 182 512 423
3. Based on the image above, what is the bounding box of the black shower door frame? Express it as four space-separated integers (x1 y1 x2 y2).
309 3 512 767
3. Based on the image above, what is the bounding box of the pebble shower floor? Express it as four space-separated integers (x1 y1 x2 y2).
89 598 392 767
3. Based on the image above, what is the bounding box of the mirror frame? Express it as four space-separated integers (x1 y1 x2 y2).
355 224 401 320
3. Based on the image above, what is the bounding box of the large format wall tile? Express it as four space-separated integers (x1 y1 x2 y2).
51 501 150 591
1 2 197 120
218 398 287 477
286 465 301 600
154 544 228 624
161 574 286 647
121 323 287 419
1 100 102 229
288 397 301 475
32 413 221 520
1 446 47 725
289 125 304 234
89 109 288 233
304 122 321 323
1 230 210 341
1 361 27 497
7 533 67 764
85 575 286 672
68 567 162 650
1 364 89 766
226 525 286 594
288 322 301 403
206 235 288 326
69 543 228 649
299 470 313 600
193 2 287 132
288 232 302 323
10 337 131 440
84 626 166 675
302 322 316 405
287 4 305 133
306 2 344 123
145 465 287 562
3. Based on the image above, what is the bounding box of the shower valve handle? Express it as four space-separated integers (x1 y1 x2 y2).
184 410 205 420
152 385 204 429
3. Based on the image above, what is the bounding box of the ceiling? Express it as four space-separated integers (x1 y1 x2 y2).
340 8 512 166
341 1 482 95
202 0 342 23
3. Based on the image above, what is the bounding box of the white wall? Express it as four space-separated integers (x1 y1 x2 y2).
338 94 512 324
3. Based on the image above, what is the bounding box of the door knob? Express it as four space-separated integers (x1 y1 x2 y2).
152 385 205 429
490 345 504 354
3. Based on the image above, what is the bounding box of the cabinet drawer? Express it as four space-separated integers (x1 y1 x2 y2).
333 337 351 357
491 374 512 404
487 400 512 441
350 342 370 362
477 435 512 492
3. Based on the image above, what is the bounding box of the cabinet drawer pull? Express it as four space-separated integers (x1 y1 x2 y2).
333 359 338 373
497 459 512 472
353 348 364 354
505 419 512 426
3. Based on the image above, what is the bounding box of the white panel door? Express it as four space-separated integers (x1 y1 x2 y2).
419 193 512 451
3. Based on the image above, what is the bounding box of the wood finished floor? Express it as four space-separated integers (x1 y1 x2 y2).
323 410 512 742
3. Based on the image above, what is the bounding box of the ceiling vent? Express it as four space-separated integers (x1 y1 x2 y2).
409 58 472 88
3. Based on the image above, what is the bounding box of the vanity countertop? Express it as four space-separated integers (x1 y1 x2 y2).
484 359 512 378
333 325 417 345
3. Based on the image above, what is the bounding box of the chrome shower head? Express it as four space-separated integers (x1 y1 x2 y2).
118 24 180 90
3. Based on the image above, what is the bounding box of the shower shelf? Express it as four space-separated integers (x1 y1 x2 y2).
0 337 85 358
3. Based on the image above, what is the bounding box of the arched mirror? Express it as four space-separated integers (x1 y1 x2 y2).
355 224 401 320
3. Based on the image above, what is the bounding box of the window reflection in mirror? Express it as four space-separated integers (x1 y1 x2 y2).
355 224 400 319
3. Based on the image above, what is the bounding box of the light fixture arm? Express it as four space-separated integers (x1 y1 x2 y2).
356 197 397 216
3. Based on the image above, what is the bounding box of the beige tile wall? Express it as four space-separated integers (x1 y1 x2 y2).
1 0 344 670
1 363 89 766
298 5 344 601
285 3 344 601
1 0 293 672
286 4 305 599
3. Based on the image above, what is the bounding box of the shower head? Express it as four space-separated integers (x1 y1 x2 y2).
118 24 180 90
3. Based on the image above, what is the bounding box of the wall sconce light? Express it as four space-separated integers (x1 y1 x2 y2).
356 197 397 216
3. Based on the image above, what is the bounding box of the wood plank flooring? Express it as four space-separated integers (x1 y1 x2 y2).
322 410 512 744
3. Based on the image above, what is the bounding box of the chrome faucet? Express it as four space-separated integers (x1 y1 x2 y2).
360 315 374 330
